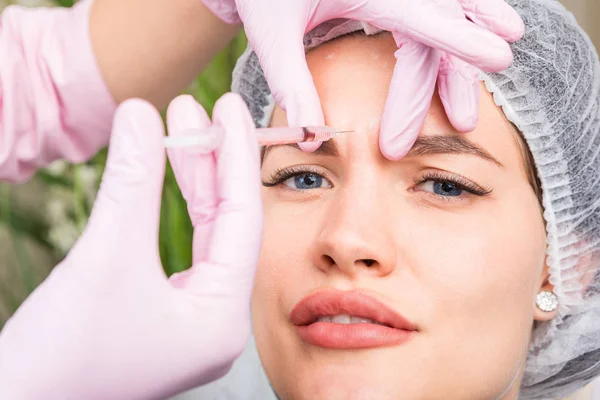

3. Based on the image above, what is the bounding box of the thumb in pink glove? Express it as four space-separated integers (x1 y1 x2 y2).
201 0 522 158
0 95 262 400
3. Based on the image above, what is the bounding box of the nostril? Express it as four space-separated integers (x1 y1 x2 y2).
361 259 376 267
321 255 335 266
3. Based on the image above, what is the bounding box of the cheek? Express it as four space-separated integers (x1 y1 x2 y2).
254 195 313 291
412 198 546 322
251 193 323 387
402 191 546 386
252 193 316 334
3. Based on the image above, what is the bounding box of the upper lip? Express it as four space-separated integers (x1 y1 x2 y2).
290 289 417 331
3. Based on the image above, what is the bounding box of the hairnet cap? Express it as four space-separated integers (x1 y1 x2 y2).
231 1 600 398
481 1 600 398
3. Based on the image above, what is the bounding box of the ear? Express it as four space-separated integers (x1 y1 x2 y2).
533 260 558 322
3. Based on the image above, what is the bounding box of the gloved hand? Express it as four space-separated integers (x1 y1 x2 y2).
0 94 263 400
0 0 116 183
200 0 523 159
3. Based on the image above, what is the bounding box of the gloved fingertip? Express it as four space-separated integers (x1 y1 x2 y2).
504 16 525 42
379 127 419 161
485 14 524 43
259 37 323 126
166 95 211 134
212 93 256 138
110 98 165 167
298 141 322 153
465 0 524 42
279 84 325 129
212 92 260 165
213 92 252 118
89 99 165 247
450 113 480 133
169 268 193 289
166 96 216 156
379 116 419 160
483 38 514 72
438 62 481 133
440 95 479 133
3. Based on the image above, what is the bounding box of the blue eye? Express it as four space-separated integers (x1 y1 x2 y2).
415 172 492 199
262 166 334 190
426 180 464 197
283 173 331 190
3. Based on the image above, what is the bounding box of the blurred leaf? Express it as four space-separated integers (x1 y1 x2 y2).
0 184 9 223
12 233 37 294
0 185 44 320
1 209 53 249
0 275 21 324
0 184 53 249
72 166 89 231
54 0 75 7
159 162 193 277
36 170 73 188
93 148 109 178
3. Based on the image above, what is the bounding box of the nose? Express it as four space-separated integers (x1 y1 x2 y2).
312 185 397 278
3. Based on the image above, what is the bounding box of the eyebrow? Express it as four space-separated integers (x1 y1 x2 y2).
261 134 504 168
261 139 339 162
409 135 504 168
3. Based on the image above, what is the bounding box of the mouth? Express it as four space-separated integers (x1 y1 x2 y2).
313 315 390 326
290 289 416 349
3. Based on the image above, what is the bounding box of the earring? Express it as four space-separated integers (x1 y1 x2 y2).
536 291 558 312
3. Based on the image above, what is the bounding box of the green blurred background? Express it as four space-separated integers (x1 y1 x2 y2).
0 0 247 328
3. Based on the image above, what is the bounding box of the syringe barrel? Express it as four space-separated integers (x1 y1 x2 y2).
163 127 223 150
256 126 336 145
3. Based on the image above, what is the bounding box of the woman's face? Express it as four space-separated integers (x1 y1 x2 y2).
254 33 549 400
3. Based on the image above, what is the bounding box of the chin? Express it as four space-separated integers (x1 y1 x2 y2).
274 361 401 400
279 381 398 400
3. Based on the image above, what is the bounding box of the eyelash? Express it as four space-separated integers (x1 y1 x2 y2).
412 171 493 199
262 167 493 199
262 165 331 189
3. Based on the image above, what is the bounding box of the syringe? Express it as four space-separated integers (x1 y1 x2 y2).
164 126 350 150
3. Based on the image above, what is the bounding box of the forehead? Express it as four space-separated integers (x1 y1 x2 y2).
270 32 525 174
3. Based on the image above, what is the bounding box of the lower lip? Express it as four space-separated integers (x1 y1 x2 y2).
296 322 415 349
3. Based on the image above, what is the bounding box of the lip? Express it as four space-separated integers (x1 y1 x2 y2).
290 289 417 349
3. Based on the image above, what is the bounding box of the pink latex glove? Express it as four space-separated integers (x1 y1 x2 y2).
0 0 116 183
0 95 262 399
201 0 524 159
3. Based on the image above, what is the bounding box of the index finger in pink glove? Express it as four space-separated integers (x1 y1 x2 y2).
437 52 482 133
166 95 217 264
379 37 441 161
380 49 482 160
167 93 263 299
242 7 325 153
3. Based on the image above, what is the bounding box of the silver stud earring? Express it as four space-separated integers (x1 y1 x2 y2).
536 291 558 312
